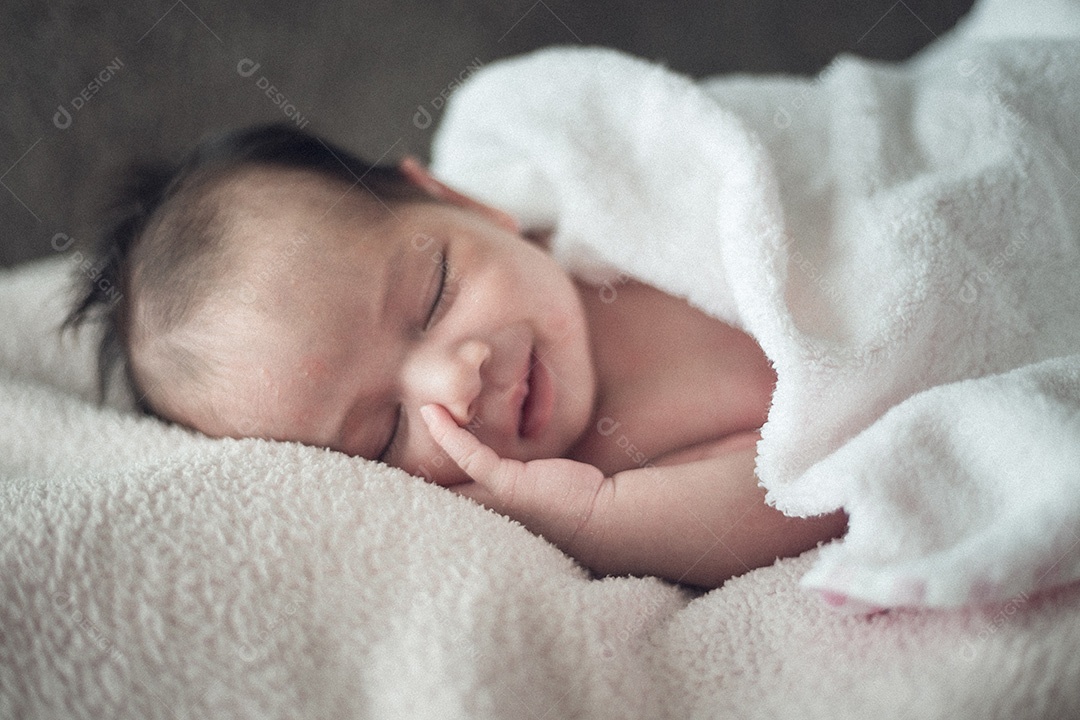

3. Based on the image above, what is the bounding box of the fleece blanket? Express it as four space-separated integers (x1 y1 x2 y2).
4 256 1080 720
5 2 1080 718
431 0 1080 611
5 274 1080 720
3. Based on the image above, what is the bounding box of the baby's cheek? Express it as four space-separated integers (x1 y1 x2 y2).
298 355 333 383
283 355 338 429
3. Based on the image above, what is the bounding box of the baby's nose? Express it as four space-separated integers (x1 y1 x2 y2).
409 339 490 426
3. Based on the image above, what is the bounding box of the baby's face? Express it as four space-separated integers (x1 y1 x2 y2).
172 170 596 486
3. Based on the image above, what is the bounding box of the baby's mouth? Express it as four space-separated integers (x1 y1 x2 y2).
518 346 554 441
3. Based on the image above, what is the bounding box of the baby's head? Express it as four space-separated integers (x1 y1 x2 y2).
66 124 596 485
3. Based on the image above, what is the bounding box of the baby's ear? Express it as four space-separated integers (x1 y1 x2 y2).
399 156 451 200
399 156 520 234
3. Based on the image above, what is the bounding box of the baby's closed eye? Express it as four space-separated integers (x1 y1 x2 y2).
424 249 452 330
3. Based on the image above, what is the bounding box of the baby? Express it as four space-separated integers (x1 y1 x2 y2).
66 124 846 589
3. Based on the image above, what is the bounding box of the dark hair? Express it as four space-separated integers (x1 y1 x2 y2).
62 122 431 416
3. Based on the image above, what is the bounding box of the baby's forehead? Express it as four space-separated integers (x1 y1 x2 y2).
217 166 392 256
209 166 404 311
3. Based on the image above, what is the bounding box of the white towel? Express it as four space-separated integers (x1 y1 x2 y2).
431 1 1080 609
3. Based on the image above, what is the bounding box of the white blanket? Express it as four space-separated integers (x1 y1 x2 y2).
5 1 1080 717
431 0 1080 610
2 258 1080 719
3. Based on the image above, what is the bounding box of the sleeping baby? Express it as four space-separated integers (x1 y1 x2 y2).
65 123 847 589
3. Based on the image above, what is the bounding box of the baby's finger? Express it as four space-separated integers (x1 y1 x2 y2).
419 404 518 497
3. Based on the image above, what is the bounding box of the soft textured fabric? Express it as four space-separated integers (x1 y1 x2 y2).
431 0 1080 610
5 0 1080 716
2 257 1079 719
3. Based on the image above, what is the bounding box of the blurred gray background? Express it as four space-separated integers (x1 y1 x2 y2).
1 0 976 268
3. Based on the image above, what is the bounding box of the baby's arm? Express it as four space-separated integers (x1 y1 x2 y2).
576 440 847 588
421 405 846 589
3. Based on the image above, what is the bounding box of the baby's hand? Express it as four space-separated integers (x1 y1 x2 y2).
420 404 610 555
